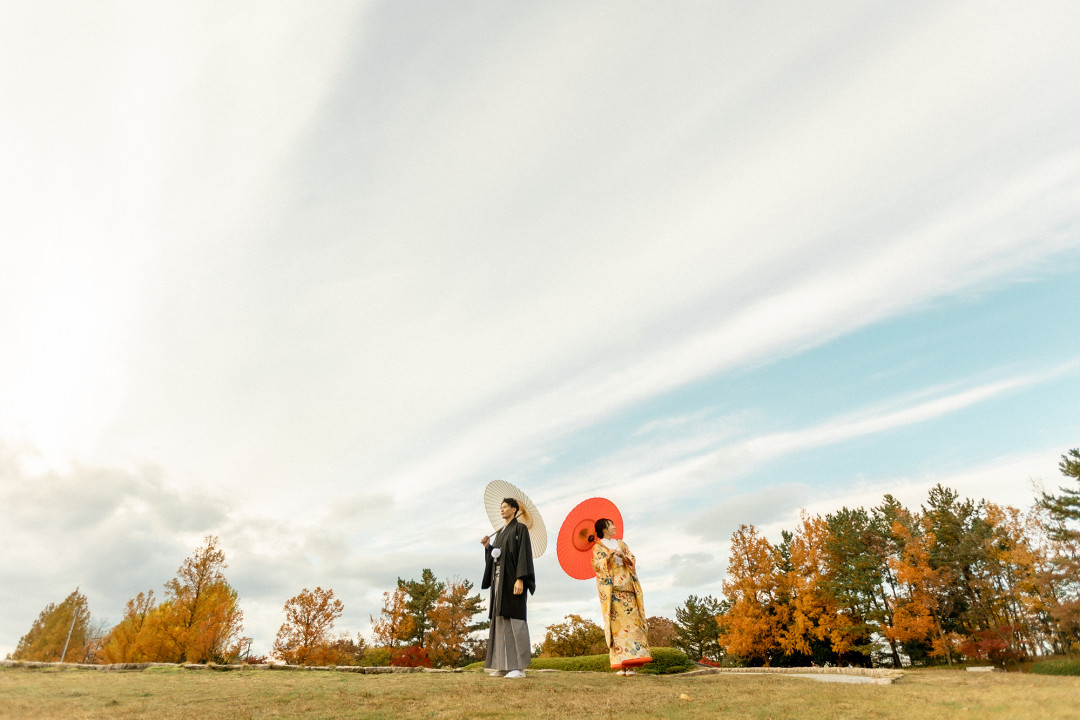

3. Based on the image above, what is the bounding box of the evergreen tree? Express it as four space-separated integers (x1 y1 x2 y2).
673 594 723 661
398 569 444 648
1037 449 1080 649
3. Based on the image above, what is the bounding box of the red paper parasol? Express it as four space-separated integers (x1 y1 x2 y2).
556 497 623 580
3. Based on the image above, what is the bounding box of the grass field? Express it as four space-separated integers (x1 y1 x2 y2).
1 665 1078 720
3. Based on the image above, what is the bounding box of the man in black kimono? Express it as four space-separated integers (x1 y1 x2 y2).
481 497 535 678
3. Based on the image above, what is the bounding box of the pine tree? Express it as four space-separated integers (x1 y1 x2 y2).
1037 449 1080 650
673 594 723 661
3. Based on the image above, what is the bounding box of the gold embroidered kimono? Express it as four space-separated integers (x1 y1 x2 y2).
592 539 652 670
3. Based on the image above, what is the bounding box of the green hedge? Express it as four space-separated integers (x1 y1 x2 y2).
530 654 612 672
464 647 694 674
636 647 696 675
1032 659 1080 676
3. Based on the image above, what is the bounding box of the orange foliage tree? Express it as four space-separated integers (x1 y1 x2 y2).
713 455 1080 668
370 585 416 650
272 587 345 665
779 513 852 661
161 536 245 662
99 536 244 663
426 578 484 667
372 573 484 668
884 512 957 664
718 524 787 665
966 502 1052 666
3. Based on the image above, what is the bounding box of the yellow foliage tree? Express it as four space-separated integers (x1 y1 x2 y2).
780 513 850 658
99 590 173 663
11 589 93 662
719 524 787 665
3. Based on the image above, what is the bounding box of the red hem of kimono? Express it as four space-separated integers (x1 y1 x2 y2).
611 656 652 669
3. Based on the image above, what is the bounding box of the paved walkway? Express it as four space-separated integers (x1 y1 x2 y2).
787 672 889 684
685 666 901 685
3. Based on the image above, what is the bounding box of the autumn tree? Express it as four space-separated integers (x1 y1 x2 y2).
324 633 368 666
885 512 958 665
718 524 789 665
371 585 416 649
99 536 244 664
779 513 849 665
426 578 485 668
647 616 678 647
99 590 173 663
673 594 723 661
371 571 484 667
272 587 344 665
159 536 245 662
537 614 606 657
11 589 93 662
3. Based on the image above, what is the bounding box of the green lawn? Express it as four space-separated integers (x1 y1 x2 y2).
1 665 1078 720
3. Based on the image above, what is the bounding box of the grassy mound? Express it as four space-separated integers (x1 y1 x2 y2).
1031 658 1080 676
464 647 694 674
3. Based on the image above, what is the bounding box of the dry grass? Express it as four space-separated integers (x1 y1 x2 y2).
1 665 1078 720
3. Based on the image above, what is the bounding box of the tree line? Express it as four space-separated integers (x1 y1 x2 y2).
707 448 1080 668
7 538 488 668
10 448 1078 669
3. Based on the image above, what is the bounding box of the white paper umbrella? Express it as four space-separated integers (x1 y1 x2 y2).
484 479 547 558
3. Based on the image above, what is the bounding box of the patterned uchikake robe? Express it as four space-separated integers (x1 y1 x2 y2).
592 538 652 670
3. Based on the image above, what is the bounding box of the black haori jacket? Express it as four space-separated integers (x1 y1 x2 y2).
481 518 535 621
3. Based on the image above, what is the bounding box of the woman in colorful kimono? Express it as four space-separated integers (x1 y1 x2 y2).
481 497 535 678
591 518 651 675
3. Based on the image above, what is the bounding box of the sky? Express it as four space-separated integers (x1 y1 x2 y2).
2 1 1079 659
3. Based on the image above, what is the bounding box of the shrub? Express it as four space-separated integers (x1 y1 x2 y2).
637 647 695 675
391 646 431 668
464 648 694 674
1032 658 1080 676
529 654 612 672
361 647 391 667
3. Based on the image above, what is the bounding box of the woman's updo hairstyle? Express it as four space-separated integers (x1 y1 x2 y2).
588 517 612 543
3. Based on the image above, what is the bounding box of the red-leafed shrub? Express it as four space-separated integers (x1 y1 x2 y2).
959 626 1020 665
391 645 432 668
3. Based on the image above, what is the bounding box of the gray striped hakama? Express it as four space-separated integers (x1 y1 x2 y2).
484 557 531 671
484 616 531 671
